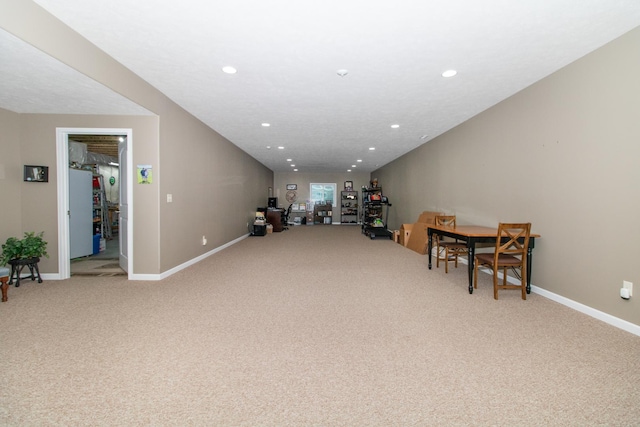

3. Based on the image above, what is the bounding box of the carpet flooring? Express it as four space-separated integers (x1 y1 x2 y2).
1 225 639 426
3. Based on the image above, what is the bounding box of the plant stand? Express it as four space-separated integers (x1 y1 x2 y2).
8 257 42 288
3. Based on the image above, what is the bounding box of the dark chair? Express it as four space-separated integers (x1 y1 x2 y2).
282 204 292 230
473 223 531 300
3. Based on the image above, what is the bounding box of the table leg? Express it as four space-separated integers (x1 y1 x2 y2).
427 230 433 270
467 241 476 294
526 246 533 294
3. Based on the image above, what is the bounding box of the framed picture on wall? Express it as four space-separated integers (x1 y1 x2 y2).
344 181 353 190
286 184 297 190
24 165 48 182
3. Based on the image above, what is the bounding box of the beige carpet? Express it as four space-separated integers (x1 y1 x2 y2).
1 225 639 426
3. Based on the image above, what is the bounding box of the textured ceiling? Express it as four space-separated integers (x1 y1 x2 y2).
4 1 640 172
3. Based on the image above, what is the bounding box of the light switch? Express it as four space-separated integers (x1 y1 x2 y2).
167 194 173 203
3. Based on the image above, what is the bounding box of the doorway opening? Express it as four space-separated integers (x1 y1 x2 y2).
56 128 133 279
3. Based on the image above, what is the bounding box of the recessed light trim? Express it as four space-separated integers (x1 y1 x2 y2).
222 66 237 74
261 123 271 127
357 159 362 163
391 124 400 129
277 146 284 150
369 147 375 151
442 69 457 78
336 69 349 77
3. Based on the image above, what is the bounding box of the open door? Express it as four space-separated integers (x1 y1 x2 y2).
118 138 129 272
56 127 132 280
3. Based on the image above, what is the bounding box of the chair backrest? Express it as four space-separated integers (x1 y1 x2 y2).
435 215 456 227
495 223 531 260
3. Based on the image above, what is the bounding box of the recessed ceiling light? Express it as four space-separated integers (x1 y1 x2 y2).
391 124 400 129
442 69 457 77
222 66 237 74
287 158 292 162
357 159 362 163
266 146 271 149
293 169 298 172
278 146 284 150
420 134 429 139
352 165 356 168
336 69 349 77
291 164 295 167
261 123 270 127
369 147 375 151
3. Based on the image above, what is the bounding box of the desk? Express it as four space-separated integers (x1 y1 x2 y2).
427 225 539 294
266 209 284 232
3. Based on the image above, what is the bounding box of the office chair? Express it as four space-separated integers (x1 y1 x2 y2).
282 204 292 230
473 222 531 300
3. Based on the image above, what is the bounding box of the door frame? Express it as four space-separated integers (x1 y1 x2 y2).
56 127 133 279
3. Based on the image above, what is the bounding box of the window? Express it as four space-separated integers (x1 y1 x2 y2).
310 183 336 207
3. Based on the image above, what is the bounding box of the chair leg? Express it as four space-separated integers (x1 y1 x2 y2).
1 276 8 302
521 268 527 300
493 268 501 300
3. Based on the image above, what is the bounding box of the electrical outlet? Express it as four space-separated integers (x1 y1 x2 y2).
623 281 633 297
167 194 173 203
202 235 207 245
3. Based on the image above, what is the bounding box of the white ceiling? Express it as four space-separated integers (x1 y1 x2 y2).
3 1 640 173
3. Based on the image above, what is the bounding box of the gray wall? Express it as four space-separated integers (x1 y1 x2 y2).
274 171 370 221
0 2 273 276
374 27 640 326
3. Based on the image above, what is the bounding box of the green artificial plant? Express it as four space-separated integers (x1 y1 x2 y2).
0 231 49 266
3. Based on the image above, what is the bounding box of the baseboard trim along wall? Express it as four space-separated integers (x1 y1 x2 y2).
42 240 639 337
131 233 250 281
469 258 640 337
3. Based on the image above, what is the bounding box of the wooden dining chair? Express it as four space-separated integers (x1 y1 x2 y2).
473 223 531 300
434 215 467 273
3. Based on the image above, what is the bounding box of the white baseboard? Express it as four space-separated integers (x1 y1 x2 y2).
441 251 640 337
130 233 250 281
530 285 640 337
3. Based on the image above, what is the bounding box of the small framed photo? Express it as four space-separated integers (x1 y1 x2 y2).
24 165 48 182
286 184 297 190
344 181 353 190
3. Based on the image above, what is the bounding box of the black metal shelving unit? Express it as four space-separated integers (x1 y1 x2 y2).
361 187 392 240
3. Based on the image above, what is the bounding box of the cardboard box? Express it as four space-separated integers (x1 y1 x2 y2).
403 211 443 254
406 222 431 254
400 223 413 246
417 211 442 225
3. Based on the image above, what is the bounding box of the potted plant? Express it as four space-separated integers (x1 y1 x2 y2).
1 232 48 286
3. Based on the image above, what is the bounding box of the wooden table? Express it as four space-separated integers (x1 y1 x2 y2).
427 225 540 294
